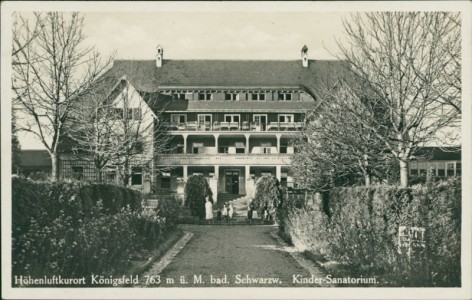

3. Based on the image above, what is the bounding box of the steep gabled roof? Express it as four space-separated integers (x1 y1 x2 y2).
412 147 461 161
19 150 51 167
104 59 347 98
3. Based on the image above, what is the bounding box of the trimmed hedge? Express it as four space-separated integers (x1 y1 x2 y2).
11 177 180 282
282 178 461 287
12 177 142 235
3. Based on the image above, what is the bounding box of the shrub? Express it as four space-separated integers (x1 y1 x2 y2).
11 177 178 283
282 179 461 286
253 175 284 219
184 175 213 219
155 195 183 229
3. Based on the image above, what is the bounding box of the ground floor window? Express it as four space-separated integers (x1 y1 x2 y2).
131 167 143 185
219 146 229 153
161 177 171 189
72 166 84 180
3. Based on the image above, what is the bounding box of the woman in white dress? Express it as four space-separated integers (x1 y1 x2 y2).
228 202 234 225
205 197 213 224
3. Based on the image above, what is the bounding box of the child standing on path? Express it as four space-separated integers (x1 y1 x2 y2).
216 208 222 224
228 202 234 225
222 203 228 224
247 198 253 225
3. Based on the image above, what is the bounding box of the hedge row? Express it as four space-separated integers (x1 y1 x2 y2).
12 177 142 235
282 178 461 287
12 177 182 282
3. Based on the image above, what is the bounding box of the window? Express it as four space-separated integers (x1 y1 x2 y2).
278 93 292 101
278 114 294 123
456 162 461 176
161 177 171 189
219 146 229 153
173 93 186 100
192 142 203 154
418 162 427 176
235 142 245 154
225 93 239 101
72 166 84 180
280 145 288 154
437 162 445 176
251 93 266 101
132 108 142 120
131 167 142 185
113 108 124 119
171 114 187 124
198 114 212 125
261 143 272 154
224 114 240 123
198 92 212 101
410 162 418 176
447 162 455 176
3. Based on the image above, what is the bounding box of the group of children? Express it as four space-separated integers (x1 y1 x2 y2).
205 197 272 225
215 202 234 225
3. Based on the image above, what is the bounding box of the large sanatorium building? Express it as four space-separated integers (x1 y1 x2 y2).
28 45 459 199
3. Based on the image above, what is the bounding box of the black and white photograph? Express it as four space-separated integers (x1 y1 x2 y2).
1 1 471 299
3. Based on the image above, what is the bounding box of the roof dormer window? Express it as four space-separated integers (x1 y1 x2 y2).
225 92 239 101
251 93 265 101
278 92 292 101
173 92 186 100
198 92 212 101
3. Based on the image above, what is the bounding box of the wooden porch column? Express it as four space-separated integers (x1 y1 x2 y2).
183 134 188 154
183 165 188 181
276 134 281 154
245 134 250 154
215 133 219 153
276 165 282 181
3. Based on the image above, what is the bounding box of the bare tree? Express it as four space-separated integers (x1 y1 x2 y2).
12 12 113 181
292 81 391 190
336 12 460 187
69 77 173 186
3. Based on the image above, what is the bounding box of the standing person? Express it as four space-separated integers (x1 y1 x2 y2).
205 197 213 225
222 202 229 224
247 199 253 225
228 202 234 225
216 208 222 224
264 206 270 224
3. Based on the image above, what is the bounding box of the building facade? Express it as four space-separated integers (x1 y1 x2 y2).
20 46 462 196
60 45 345 197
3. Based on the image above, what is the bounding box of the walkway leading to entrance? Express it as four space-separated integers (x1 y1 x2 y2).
139 225 328 287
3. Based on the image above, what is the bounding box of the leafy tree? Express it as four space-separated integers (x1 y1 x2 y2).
335 12 460 187
253 175 283 218
12 12 112 181
184 175 213 219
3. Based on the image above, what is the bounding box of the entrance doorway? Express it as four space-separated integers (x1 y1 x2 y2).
225 171 239 194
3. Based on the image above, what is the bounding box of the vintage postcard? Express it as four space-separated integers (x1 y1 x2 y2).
2 1 471 299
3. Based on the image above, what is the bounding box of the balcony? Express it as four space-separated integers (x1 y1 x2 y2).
164 121 304 133
155 153 292 166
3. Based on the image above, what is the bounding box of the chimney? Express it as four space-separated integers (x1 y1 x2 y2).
156 45 163 68
301 45 308 68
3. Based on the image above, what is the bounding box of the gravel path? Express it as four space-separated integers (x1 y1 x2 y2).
140 224 328 287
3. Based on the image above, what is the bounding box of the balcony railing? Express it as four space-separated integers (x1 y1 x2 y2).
165 121 304 132
155 153 292 166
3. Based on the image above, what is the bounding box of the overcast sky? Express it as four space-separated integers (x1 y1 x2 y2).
83 12 349 61
18 11 349 149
